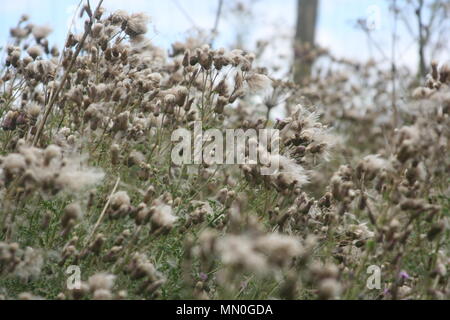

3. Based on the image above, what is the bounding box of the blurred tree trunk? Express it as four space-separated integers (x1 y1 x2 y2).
416 0 427 80
294 0 319 83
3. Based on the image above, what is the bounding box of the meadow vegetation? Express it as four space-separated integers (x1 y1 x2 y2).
0 1 449 300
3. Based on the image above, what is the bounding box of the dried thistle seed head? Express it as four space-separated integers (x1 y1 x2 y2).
213 79 229 97
143 278 165 296
92 289 112 300
92 23 104 38
135 204 150 225
356 155 390 181
115 290 128 300
89 234 106 254
318 278 341 300
148 73 162 87
88 273 116 292
44 145 61 165
6 45 19 55
174 86 189 106
217 188 229 205
69 282 90 300
27 46 42 60
128 253 160 280
9 49 21 67
49 45 59 57
110 144 120 165
198 51 213 70
439 64 449 83
3 153 27 175
182 50 190 67
144 185 156 203
25 103 41 118
216 235 268 274
164 93 176 107
110 191 131 211
61 203 82 229
127 150 145 167
150 203 177 231
124 13 150 38
112 111 130 132
32 25 52 41
10 26 29 39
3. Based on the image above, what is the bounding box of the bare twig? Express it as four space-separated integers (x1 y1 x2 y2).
210 0 224 46
171 0 199 30
84 176 121 247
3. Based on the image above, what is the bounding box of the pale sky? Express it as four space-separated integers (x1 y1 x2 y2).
0 0 448 72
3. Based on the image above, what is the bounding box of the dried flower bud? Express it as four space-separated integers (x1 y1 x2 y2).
110 144 120 165
61 203 82 229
